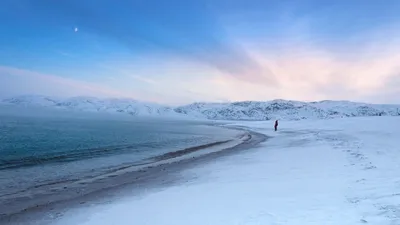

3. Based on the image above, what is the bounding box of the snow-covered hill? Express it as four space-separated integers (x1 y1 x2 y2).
175 99 400 121
2 95 400 121
0 95 181 118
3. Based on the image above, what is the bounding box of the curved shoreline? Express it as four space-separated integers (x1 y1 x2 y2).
1 127 267 225
0 139 236 200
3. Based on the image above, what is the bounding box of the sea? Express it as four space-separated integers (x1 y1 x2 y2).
0 105 242 200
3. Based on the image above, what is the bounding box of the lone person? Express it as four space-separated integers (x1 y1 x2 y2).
274 120 278 131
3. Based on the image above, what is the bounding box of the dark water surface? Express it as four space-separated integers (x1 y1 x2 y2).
0 105 241 198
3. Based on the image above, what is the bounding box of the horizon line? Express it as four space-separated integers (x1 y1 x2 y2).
1 94 399 106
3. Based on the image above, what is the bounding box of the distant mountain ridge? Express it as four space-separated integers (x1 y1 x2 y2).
0 95 179 117
176 100 400 120
2 95 400 121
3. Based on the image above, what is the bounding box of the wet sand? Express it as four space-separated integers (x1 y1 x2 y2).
0 129 267 225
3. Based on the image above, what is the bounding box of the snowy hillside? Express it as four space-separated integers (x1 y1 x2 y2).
2 95 400 121
0 95 181 118
175 99 400 120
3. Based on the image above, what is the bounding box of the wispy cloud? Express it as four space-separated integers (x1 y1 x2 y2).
0 65 217 105
130 75 157 85
55 50 76 58
0 66 127 98
17 0 276 86
212 25 400 103
3 0 400 104
95 64 158 85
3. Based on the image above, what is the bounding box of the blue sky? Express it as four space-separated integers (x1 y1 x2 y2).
1 0 400 105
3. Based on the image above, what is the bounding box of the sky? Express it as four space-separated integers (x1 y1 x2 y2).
1 0 400 105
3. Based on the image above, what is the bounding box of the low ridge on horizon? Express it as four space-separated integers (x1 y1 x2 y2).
2 95 400 121
2 94 395 106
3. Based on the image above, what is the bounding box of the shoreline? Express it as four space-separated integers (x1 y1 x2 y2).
1 127 267 225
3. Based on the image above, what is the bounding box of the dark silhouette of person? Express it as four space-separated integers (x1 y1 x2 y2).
274 120 278 131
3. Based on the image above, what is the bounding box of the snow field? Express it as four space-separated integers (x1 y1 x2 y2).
54 116 400 225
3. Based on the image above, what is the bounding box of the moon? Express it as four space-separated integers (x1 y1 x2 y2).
74 27 78 32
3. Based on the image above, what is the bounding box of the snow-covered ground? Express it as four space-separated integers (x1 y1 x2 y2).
53 116 400 225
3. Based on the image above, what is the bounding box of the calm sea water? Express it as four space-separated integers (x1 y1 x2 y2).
0 106 241 197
